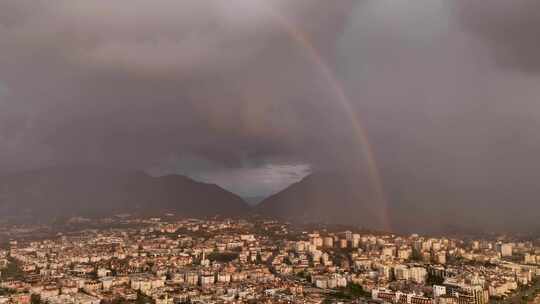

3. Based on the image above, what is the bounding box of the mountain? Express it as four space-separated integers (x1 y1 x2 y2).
256 172 388 230
0 166 249 221
256 172 540 235
243 196 267 206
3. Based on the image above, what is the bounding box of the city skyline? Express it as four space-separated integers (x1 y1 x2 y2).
1 216 540 303
2 1 540 302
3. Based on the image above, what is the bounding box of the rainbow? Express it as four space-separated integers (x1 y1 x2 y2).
261 2 391 231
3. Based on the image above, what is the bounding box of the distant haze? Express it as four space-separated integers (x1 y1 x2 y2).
1 1 540 231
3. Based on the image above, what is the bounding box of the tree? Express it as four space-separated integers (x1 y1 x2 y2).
30 294 41 304
136 291 155 304
0 257 24 280
0 288 15 296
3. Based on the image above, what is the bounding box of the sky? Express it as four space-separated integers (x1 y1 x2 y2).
1 0 540 201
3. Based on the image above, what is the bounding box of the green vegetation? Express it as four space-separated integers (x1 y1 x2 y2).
296 270 308 279
448 256 496 268
207 251 239 263
175 228 211 239
0 288 16 296
30 294 41 304
490 279 540 304
136 291 155 304
426 273 444 285
327 283 371 301
0 257 24 280
411 249 423 262
103 297 130 304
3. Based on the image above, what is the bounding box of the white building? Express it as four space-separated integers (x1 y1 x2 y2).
409 267 427 284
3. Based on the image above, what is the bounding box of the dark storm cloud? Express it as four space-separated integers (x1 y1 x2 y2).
454 0 540 73
337 0 540 233
2 0 540 232
0 0 355 178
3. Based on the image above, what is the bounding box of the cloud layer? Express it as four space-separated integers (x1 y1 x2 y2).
1 0 540 228
337 0 540 232
455 0 540 73
0 0 354 182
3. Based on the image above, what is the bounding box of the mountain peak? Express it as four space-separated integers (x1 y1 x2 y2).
0 166 249 222
256 171 387 229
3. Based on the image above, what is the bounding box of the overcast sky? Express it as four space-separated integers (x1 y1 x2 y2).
1 0 540 199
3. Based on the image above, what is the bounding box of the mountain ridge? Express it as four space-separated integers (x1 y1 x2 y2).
256 171 540 235
256 172 387 230
0 166 249 221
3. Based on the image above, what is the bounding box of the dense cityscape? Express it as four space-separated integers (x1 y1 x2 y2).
1 217 539 304
2 0 540 304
